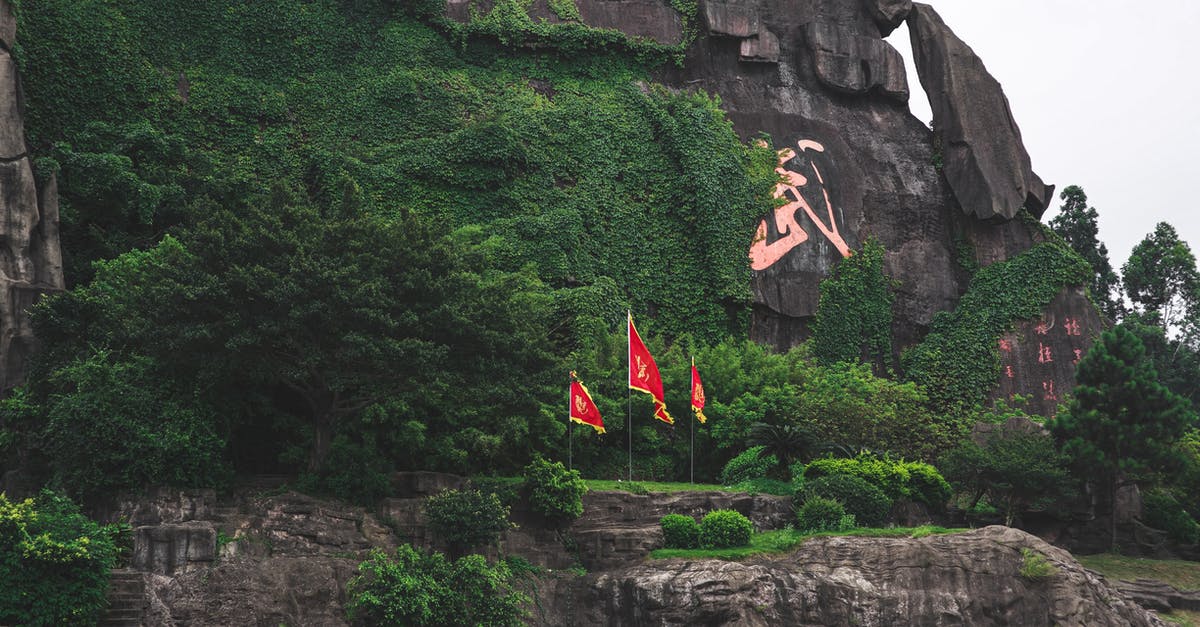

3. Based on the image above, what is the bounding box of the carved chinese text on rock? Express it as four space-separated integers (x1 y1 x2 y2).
995 292 1101 418
749 139 852 271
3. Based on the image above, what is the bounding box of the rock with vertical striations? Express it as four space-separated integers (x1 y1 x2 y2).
908 3 1054 221
0 7 64 391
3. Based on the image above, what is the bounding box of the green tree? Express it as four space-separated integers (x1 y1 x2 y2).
345 545 528 627
1049 326 1196 549
1049 185 1121 319
32 189 559 475
939 425 1072 526
1122 222 1200 337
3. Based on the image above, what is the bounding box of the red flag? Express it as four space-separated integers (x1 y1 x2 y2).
569 372 605 434
629 312 673 425
691 363 708 424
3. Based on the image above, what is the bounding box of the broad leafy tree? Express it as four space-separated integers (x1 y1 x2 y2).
32 187 560 475
1122 222 1200 338
1049 326 1196 549
1049 186 1121 319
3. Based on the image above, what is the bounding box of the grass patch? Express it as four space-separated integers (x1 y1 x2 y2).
1162 609 1200 626
1077 553 1200 591
649 526 966 560
581 479 730 494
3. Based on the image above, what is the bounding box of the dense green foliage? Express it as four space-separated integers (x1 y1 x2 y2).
800 474 891 527
699 509 752 548
1143 490 1200 545
719 445 776 485
36 352 229 501
903 240 1092 410
795 496 853 533
810 239 894 368
803 454 951 507
659 513 700 549
423 489 512 555
939 425 1072 525
1122 222 1200 337
522 456 587 525
346 544 528 627
0 491 123 626
1049 186 1121 320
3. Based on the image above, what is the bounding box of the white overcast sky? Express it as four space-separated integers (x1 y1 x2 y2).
884 1 1200 271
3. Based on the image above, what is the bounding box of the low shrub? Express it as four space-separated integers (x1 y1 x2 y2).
699 509 753 548
522 456 587 526
804 454 909 501
1019 548 1058 581
423 489 511 555
346 545 528 626
804 453 952 508
899 461 953 508
296 434 392 505
0 491 124 626
1144 490 1200 545
720 446 777 485
660 514 700 549
796 496 853 533
801 474 892 527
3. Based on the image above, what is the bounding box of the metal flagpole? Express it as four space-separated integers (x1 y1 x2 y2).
627 310 633 483
690 356 695 485
568 372 573 471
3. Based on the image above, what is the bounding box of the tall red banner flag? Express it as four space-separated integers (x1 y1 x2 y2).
691 363 707 424
569 372 605 434
629 312 673 425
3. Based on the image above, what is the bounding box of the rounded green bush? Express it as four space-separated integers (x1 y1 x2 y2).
801 474 892 527
424 489 511 552
659 514 700 549
522 456 587 526
900 461 953 508
720 446 777 485
796 496 849 533
699 509 753 548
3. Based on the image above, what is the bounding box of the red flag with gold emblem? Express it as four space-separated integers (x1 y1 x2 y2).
690 363 708 424
569 372 605 434
629 312 673 425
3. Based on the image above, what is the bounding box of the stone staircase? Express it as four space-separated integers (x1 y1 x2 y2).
99 569 146 627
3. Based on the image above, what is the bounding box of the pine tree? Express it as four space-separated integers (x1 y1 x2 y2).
1049 326 1195 549
1049 185 1121 319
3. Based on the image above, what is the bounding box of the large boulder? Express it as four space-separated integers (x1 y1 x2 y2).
908 3 1054 221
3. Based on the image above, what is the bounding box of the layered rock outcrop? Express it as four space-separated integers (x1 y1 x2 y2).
0 0 63 390
105 482 1173 627
908 3 1054 221
557 526 1163 626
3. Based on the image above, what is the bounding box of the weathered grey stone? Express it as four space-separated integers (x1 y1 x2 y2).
1114 578 1200 613
908 3 1053 220
703 0 760 38
555 527 1164 626
132 522 217 575
739 27 780 63
861 0 912 37
0 2 12 52
805 22 908 102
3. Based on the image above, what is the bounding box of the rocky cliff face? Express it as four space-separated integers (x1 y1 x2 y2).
554 526 1163 626
0 0 63 390
448 0 1102 416
105 484 1167 626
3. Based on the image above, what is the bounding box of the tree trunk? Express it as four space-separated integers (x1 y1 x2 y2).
309 410 334 473
1110 476 1119 552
